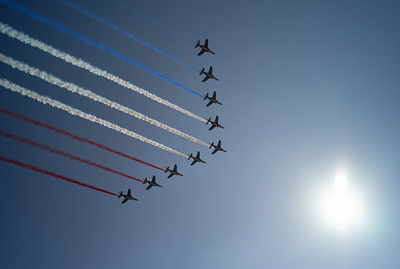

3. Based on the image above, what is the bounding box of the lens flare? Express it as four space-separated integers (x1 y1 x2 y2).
320 174 361 230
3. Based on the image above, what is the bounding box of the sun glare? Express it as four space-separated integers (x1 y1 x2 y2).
320 174 361 230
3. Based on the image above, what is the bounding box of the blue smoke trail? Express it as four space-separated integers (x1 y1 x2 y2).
0 0 203 98
115 0 195 45
58 0 198 72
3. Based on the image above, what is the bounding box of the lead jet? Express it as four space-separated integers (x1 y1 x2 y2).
200 66 219 82
209 140 227 154
188 151 206 165
143 175 162 190
195 38 215 56
204 91 222 107
206 116 224 131
165 164 183 178
118 188 138 204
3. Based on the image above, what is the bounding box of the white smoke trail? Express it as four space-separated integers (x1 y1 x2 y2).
0 78 187 157
0 21 207 123
0 53 209 147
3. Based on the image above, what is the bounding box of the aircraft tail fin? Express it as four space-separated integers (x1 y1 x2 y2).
200 67 205 75
203 93 209 100
118 191 123 198
188 153 192 160
143 177 147 184
195 40 200 48
164 167 169 173
210 142 214 149
206 117 211 125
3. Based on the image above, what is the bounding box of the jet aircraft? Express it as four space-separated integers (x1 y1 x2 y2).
209 140 227 154
195 38 215 56
143 175 162 190
118 188 138 204
200 66 219 82
188 151 206 165
165 164 184 178
204 91 222 107
206 116 224 131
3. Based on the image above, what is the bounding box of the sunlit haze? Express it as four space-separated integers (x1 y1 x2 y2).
321 174 361 231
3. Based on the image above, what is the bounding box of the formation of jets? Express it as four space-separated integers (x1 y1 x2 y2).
119 39 227 204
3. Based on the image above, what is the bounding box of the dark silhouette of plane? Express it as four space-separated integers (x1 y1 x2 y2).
165 164 183 178
209 140 227 154
204 91 222 107
143 175 162 190
118 188 138 203
188 151 206 165
206 116 224 131
195 38 215 56
200 66 219 82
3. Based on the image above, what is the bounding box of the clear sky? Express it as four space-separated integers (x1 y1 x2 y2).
1 0 400 268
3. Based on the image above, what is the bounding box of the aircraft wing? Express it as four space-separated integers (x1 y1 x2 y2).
167 173 174 178
173 164 178 172
190 159 197 165
212 91 217 99
212 148 218 154
127 189 132 196
202 76 210 82
206 100 213 107
209 66 213 74
198 49 206 56
152 176 156 183
196 152 201 158
217 140 222 147
215 116 219 123
209 125 216 131
146 185 152 190
122 198 129 204
204 39 209 47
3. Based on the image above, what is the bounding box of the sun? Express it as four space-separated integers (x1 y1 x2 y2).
320 174 361 230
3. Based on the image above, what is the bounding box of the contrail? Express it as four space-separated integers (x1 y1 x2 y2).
0 0 204 97
114 0 194 45
0 78 188 158
0 53 209 147
0 21 206 123
0 130 144 183
58 0 198 72
0 108 165 171
0 156 118 197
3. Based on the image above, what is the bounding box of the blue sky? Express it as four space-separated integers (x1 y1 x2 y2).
0 0 400 268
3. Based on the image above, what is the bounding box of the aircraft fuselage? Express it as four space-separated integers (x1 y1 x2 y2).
200 46 215 54
206 73 219 81
208 98 222 105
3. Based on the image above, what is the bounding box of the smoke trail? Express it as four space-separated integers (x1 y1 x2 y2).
0 78 188 158
0 156 118 196
0 130 144 183
58 0 198 72
0 108 165 171
114 0 194 45
0 21 207 123
0 0 204 97
0 53 209 147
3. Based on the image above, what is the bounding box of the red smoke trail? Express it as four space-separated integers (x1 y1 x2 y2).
0 108 165 171
0 130 143 183
0 155 118 197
